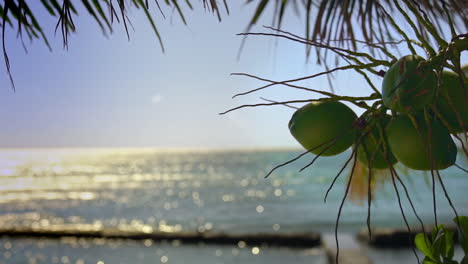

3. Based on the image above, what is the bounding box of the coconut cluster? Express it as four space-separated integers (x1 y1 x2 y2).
288 55 467 172
382 55 466 171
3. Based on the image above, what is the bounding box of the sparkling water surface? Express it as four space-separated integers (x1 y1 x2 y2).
0 148 466 263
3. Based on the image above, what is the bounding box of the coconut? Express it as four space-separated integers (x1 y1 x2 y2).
289 101 357 156
382 55 437 113
386 113 457 170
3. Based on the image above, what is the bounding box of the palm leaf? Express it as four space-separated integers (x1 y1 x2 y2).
0 0 467 89
2 0 467 52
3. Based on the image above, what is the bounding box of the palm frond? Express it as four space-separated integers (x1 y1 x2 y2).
243 0 467 59
1 0 467 55
0 0 467 89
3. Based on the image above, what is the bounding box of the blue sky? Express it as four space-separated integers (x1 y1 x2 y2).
0 2 458 148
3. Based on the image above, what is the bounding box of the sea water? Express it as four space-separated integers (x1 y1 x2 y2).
0 148 466 264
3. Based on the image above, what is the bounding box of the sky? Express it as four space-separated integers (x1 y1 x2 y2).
0 2 461 149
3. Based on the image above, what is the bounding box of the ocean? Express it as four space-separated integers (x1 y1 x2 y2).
0 148 466 264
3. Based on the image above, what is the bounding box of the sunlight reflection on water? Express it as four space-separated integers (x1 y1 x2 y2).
0 148 465 263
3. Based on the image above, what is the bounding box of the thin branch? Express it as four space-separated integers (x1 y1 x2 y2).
362 143 373 239
299 141 336 172
390 166 426 233
238 31 391 68
219 99 320 115
260 97 299 109
265 150 309 178
334 151 358 264
376 119 426 233
454 163 468 174
324 148 358 203
263 26 396 63
393 0 435 56
231 71 381 101
390 166 421 263
300 126 358 172
435 169 460 219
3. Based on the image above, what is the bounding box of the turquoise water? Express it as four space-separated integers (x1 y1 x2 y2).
0 148 466 263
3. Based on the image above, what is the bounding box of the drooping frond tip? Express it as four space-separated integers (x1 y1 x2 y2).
242 0 467 60
0 0 229 89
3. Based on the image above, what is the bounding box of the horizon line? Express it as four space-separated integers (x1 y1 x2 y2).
0 146 303 152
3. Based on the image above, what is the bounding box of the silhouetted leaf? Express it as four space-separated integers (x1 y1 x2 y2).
40 0 56 16
91 0 113 31
81 0 106 33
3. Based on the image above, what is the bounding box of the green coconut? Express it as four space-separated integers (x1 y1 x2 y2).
288 101 357 156
356 114 398 169
382 55 437 113
386 113 457 170
434 71 468 133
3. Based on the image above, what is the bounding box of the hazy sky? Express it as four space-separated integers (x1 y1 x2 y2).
0 2 452 148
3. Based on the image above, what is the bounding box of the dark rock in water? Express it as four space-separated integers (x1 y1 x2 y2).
357 226 458 248
0 226 322 248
